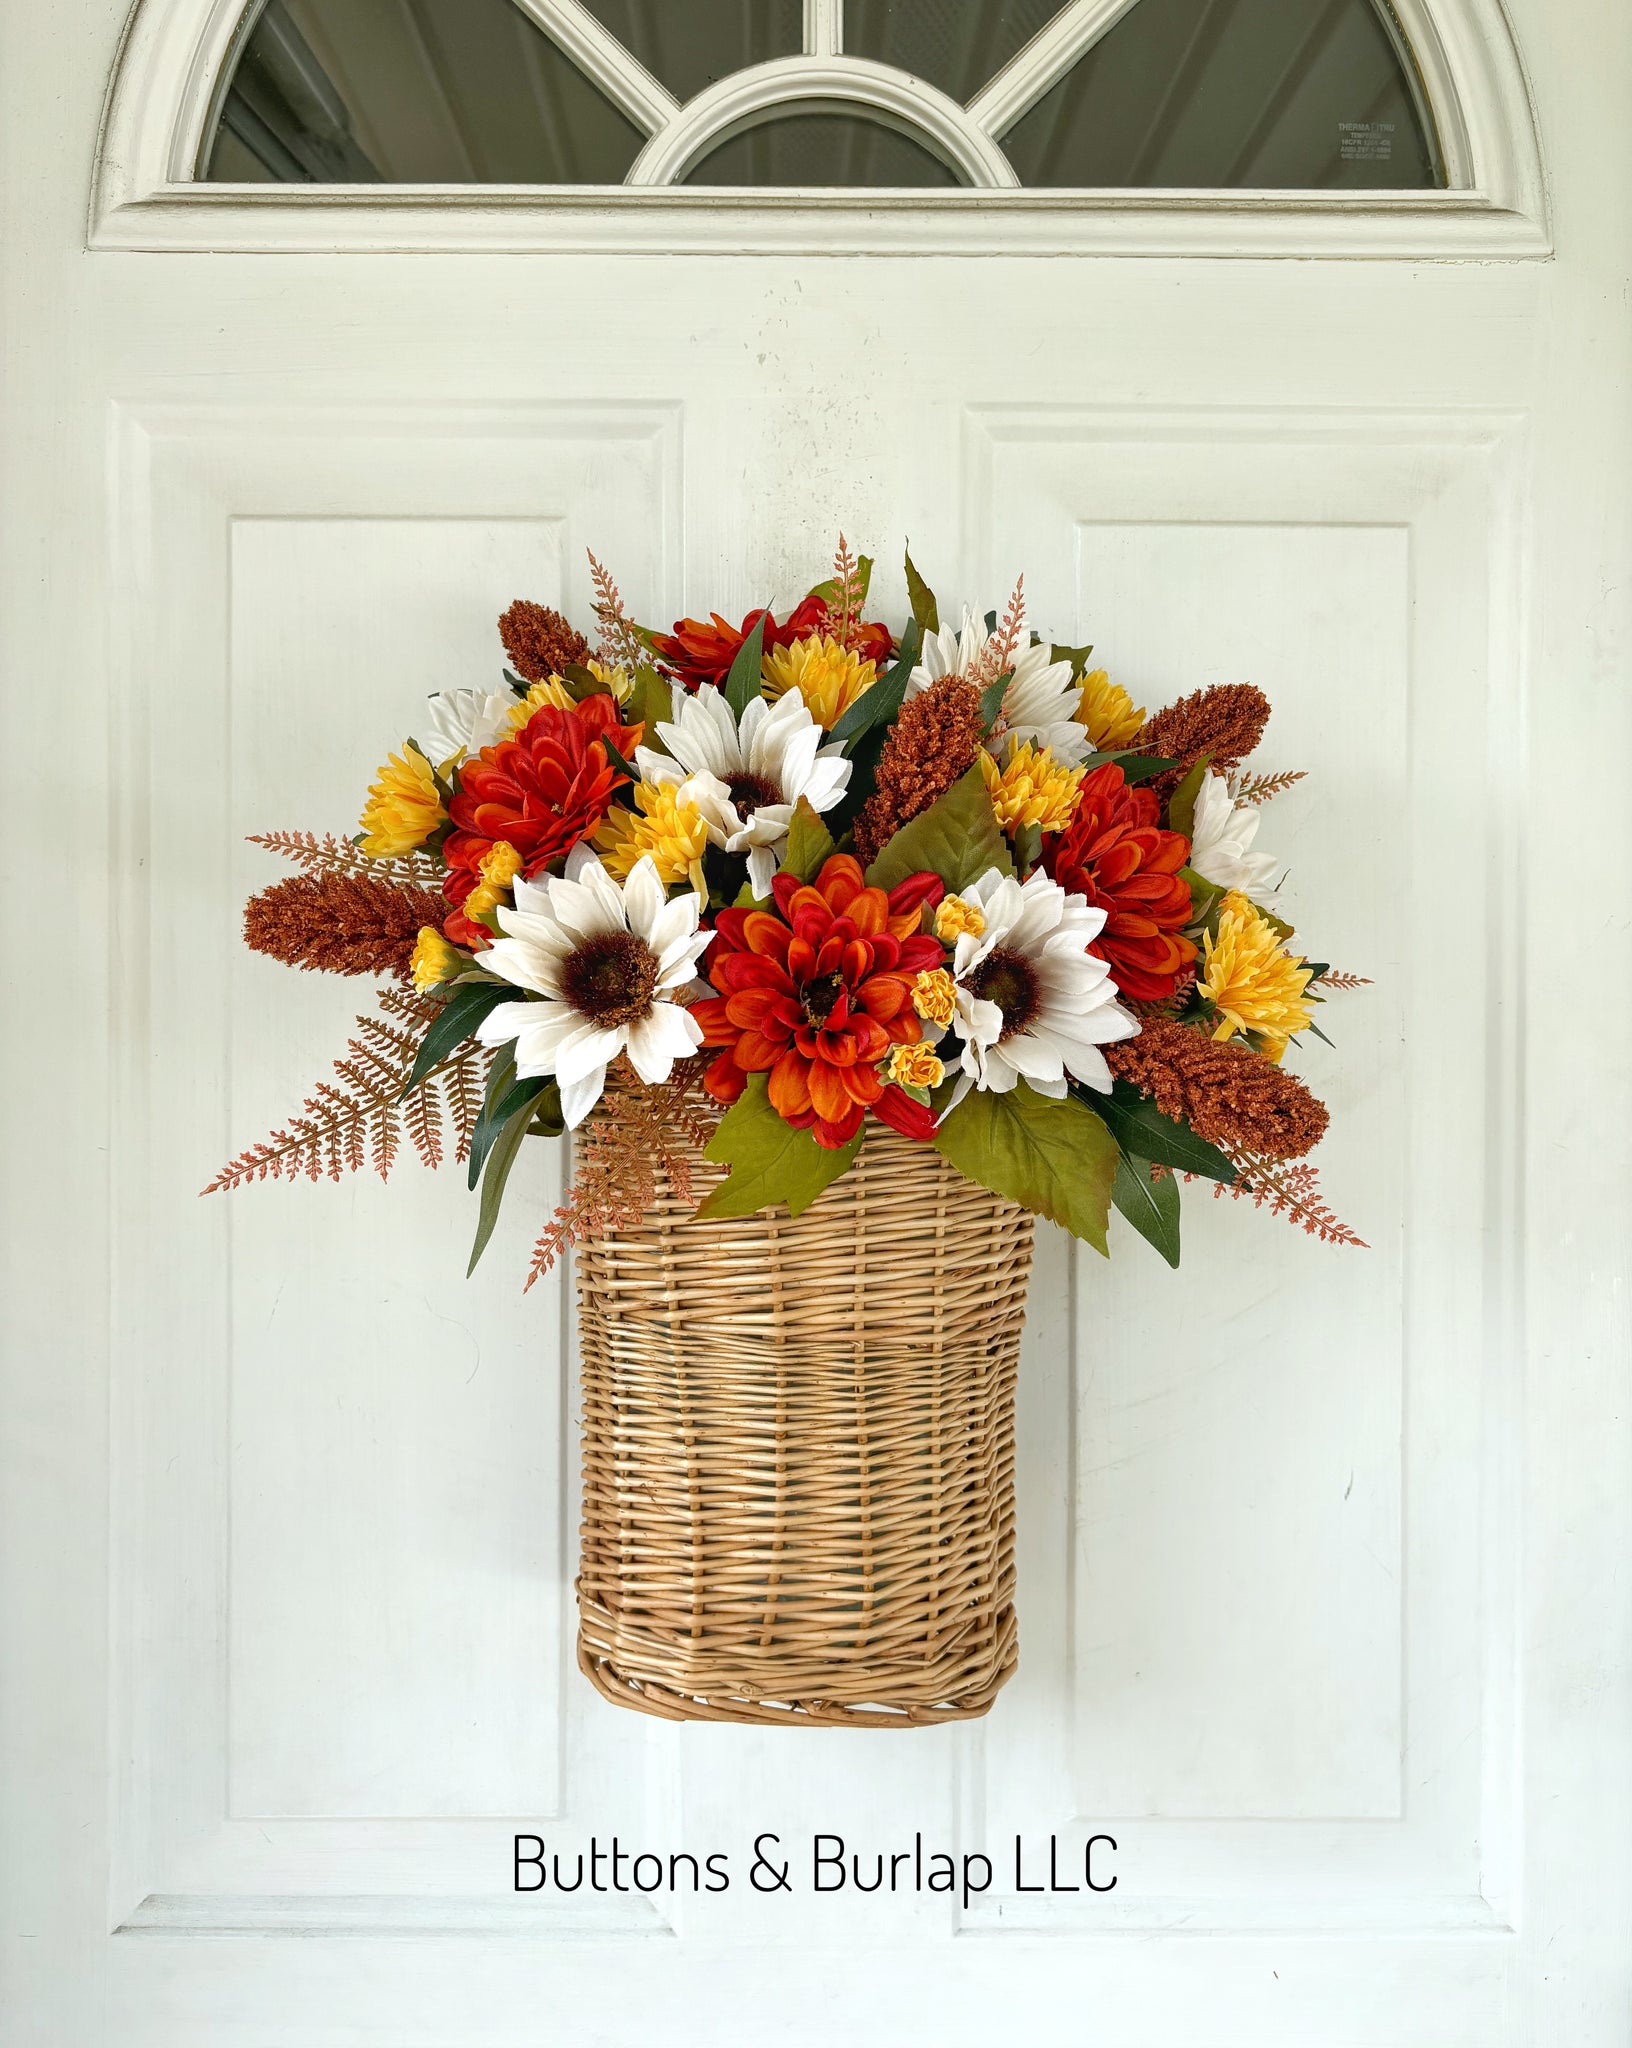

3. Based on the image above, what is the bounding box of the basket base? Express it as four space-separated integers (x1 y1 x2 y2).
576 1620 1018 1729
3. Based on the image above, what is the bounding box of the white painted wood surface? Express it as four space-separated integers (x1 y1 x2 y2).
2 1 1629 2042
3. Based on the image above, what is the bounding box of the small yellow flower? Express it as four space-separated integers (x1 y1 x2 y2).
508 660 633 734
595 781 711 895
911 967 957 1028
410 926 462 992
359 748 444 857
934 895 987 944
885 1042 944 1089
463 839 524 924
761 633 877 730
979 739 1084 838
1075 668 1145 751
1198 891 1314 1058
586 658 632 703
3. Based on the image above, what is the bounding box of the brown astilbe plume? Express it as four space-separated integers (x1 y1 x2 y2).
851 675 986 866
1137 682 1272 807
499 599 591 682
525 1056 713 1287
244 870 447 978
1105 1011 1329 1161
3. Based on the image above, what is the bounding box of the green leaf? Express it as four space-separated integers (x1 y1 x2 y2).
1112 1151 1181 1268
1077 1079 1236 1183
467 1044 518 1189
1180 864 1225 923
1079 749 1181 784
1165 753 1212 839
560 661 611 703
1051 641 1095 680
599 735 638 782
624 664 674 731
782 795 835 883
865 763 1013 894
978 672 1012 731
695 1073 864 1220
827 619 921 748
724 611 769 721
933 1083 1119 1254
904 545 940 635
401 981 514 1098
1012 821 1043 874
466 1089 543 1277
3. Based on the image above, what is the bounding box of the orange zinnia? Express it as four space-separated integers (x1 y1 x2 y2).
1041 761 1197 1002
691 855 944 1148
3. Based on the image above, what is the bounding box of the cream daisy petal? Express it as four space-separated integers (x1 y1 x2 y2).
620 854 666 941
558 1066 607 1131
623 1001 702 1083
554 1023 623 1088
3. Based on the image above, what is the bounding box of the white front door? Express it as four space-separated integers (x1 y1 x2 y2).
5 1 1629 2042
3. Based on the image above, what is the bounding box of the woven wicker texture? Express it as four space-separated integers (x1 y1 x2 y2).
575 1117 1035 1727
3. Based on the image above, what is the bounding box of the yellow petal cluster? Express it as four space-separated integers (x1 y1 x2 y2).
1075 668 1145 751
595 782 710 895
410 926 462 992
506 676 576 731
761 633 876 730
979 739 1084 838
934 895 986 944
886 1042 944 1089
911 968 957 1028
1198 891 1314 1060
358 748 444 857
464 839 524 924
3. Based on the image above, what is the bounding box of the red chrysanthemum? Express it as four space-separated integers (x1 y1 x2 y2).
652 595 893 692
1041 761 1197 1003
691 855 944 1148
441 694 642 946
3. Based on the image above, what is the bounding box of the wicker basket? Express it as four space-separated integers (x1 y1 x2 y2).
573 1118 1035 1727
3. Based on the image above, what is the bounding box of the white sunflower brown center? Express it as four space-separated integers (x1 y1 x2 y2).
560 930 660 1029
965 947 1041 1042
726 770 783 812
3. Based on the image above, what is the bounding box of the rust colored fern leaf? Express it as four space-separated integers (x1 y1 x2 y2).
1313 969 1373 992
524 1057 712 1288
247 830 443 891
587 549 652 672
202 984 493 1194
1206 1149 1368 1248
1234 768 1307 805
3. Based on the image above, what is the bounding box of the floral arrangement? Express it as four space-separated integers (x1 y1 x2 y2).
208 541 1366 1276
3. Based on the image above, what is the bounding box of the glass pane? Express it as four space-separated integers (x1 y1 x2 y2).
579 0 803 104
1002 0 1440 188
202 0 643 183
681 112 961 187
845 0 1069 105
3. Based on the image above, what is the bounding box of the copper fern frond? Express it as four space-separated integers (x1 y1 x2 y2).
586 549 651 672
1311 970 1373 992
1233 768 1307 805
524 1057 712 1289
829 533 861 648
967 575 1026 693
202 983 493 1193
1206 1148 1368 1247
246 830 443 891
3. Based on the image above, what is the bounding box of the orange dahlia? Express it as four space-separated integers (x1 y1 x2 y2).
441 694 641 946
653 596 892 692
1041 761 1197 1002
691 854 944 1148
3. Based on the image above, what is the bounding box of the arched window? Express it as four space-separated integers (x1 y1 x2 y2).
201 0 1444 190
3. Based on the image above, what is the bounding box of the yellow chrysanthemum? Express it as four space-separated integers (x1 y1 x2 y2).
1198 891 1314 1057
506 676 576 730
463 839 524 924
979 739 1085 838
1075 668 1145 751
410 926 462 992
594 782 710 895
359 747 444 857
911 967 957 1028
886 1042 945 1090
761 633 876 730
586 659 633 703
934 895 986 944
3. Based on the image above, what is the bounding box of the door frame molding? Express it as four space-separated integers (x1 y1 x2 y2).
91 0 1549 257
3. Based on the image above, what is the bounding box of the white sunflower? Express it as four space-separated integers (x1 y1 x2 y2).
908 608 1089 766
635 686 851 898
1187 770 1282 899
420 687 516 768
474 850 711 1130
944 867 1138 1104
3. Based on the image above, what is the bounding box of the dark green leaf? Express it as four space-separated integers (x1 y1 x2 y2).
467 1044 518 1189
724 612 769 720
560 661 611 703
1112 1151 1181 1268
599 736 637 782
1012 821 1043 874
503 668 531 696
1051 641 1095 680
402 981 514 1098
695 1074 863 1220
1077 1079 1236 1183
783 795 835 882
1113 752 1181 784
624 664 674 732
827 619 921 748
904 545 940 635
1302 962 1331 983
933 1082 1119 1254
466 1090 542 1277
979 672 1012 731
1165 753 1212 839
865 763 1012 894
1180 865 1226 923
1306 1020 1336 1048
